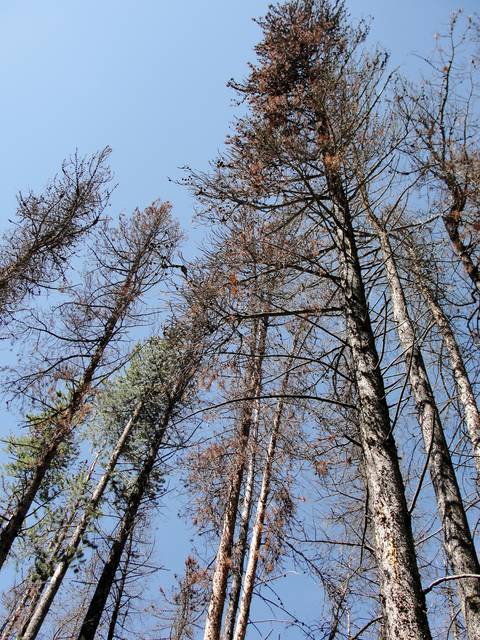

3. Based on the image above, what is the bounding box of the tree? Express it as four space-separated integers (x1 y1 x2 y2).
75 318 208 640
188 2 432 636
0 147 112 322
0 202 180 572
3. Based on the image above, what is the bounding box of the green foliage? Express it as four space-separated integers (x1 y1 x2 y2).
3 402 78 505
90 335 187 501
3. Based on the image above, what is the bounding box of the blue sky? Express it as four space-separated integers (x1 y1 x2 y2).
0 1 477 636
1 0 476 246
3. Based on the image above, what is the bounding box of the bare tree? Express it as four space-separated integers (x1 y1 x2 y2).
0 147 113 321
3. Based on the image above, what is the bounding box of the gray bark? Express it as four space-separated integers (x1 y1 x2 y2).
406 241 480 481
323 164 431 639
374 221 480 639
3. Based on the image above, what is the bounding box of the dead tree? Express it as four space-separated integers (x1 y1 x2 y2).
397 14 480 299
232 329 301 640
0 147 112 321
203 317 268 640
187 2 432 636
364 200 480 638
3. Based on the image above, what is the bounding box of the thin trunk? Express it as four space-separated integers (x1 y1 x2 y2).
21 402 143 640
106 531 133 640
374 222 480 639
0 459 98 639
0 448 57 572
76 395 179 640
1 585 33 640
406 241 480 480
203 319 268 640
221 420 257 640
233 361 292 640
323 164 431 639
0 271 137 573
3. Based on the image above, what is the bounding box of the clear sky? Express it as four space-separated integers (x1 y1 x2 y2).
1 0 476 244
0 1 477 636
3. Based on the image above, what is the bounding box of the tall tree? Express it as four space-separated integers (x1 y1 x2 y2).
188 2 432 636
75 318 207 640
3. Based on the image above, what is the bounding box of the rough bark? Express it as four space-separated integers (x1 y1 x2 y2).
203 319 268 640
324 167 431 639
106 531 133 640
20 402 143 640
374 223 480 639
406 241 480 481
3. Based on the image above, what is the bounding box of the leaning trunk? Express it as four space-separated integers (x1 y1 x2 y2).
76 395 179 640
20 402 143 640
375 223 480 639
0 459 98 639
203 319 268 640
406 240 480 481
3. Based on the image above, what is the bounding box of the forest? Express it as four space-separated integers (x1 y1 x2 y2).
0 1 479 638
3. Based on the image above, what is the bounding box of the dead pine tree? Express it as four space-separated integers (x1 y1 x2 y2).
362 193 480 638
397 13 480 299
187 2 433 636
232 326 303 640
0 146 112 322
401 230 480 482
203 315 268 640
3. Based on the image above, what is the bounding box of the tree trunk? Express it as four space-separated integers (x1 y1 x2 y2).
233 357 292 640
374 223 480 639
0 459 99 640
221 422 257 640
406 241 480 481
21 402 143 640
203 319 268 640
106 530 133 640
322 166 431 639
76 395 178 640
0 284 134 573
0 449 57 572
